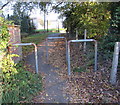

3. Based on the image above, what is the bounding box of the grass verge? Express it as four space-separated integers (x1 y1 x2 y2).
35 28 65 33
22 32 58 55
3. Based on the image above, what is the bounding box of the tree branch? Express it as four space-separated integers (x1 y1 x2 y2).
0 1 10 10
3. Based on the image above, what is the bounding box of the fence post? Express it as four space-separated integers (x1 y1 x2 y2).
110 42 120 85
94 41 98 72
32 43 39 74
46 38 48 62
76 29 78 40
67 41 71 76
65 38 68 62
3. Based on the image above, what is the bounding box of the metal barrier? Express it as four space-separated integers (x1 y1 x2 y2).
110 42 120 85
83 29 87 52
67 39 98 76
12 43 39 74
46 37 67 62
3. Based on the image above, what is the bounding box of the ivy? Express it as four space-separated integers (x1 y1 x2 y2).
0 16 42 103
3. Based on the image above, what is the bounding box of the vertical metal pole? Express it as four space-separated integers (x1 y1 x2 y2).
83 29 87 52
65 38 68 62
47 20 48 32
110 42 120 85
67 41 71 75
76 29 78 40
58 21 59 32
44 8 46 33
47 11 48 32
94 41 98 72
33 44 39 74
46 38 48 61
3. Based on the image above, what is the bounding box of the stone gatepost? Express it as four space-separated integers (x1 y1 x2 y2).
8 25 22 63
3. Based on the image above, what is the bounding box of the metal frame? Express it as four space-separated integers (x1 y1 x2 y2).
67 39 98 76
76 29 78 40
46 37 67 62
12 43 39 74
83 29 87 52
110 42 120 85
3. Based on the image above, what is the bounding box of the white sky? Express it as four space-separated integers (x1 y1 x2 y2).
30 9 63 29
1 1 64 29
30 9 60 21
1 1 61 21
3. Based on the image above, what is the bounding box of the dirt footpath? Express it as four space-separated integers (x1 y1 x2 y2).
24 33 69 103
24 33 120 103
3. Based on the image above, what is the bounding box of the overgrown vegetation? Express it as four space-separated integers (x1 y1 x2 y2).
98 2 120 60
53 2 120 64
0 17 42 103
54 2 110 39
0 1 120 103
2 60 42 103
99 34 120 60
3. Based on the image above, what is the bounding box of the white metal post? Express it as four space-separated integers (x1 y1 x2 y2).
94 41 98 72
46 38 48 61
76 29 78 40
32 43 39 74
12 43 39 74
110 42 120 85
68 41 71 75
83 29 87 52
65 39 68 62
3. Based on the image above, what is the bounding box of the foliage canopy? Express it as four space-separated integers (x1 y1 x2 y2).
54 2 111 39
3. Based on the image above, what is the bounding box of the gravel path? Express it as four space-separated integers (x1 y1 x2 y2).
24 33 69 103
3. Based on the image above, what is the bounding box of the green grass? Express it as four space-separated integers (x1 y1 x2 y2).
35 28 65 33
73 67 88 73
22 32 57 44
35 29 57 32
22 32 58 55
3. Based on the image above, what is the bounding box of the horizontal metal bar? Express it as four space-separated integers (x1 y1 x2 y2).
13 43 33 46
69 39 95 43
47 37 65 39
